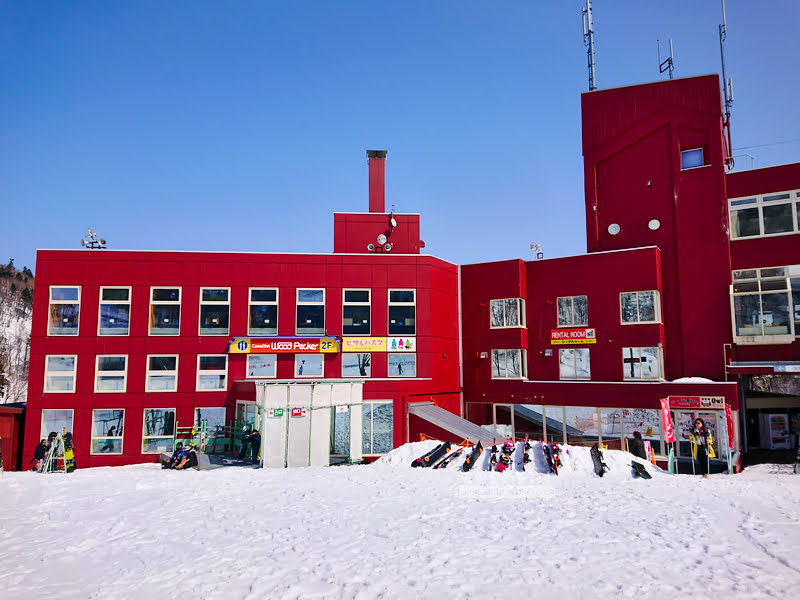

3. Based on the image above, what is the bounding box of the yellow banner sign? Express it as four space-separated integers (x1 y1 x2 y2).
342 337 388 352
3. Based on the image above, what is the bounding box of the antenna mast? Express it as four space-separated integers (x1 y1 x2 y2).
658 39 674 80
582 0 597 91
719 0 734 169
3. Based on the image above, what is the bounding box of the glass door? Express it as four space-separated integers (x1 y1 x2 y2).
493 404 515 439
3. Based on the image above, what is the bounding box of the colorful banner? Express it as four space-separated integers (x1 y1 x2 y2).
550 328 597 345
388 337 415 352
229 337 339 354
724 404 735 450
342 337 388 352
660 398 675 444
668 396 725 410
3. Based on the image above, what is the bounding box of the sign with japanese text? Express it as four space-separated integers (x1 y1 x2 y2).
229 337 339 354
724 405 735 450
550 328 596 345
291 408 307 418
335 405 349 413
342 337 387 352
660 398 675 444
668 396 725 410
388 337 415 352
268 408 284 418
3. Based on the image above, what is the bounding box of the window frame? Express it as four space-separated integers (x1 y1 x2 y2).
490 349 527 380
145 354 179 392
48 285 81 336
489 297 526 329
388 289 416 336
558 347 591 380
40 408 74 439
196 354 228 391
387 353 416 378
620 290 661 325
621 346 664 381
245 354 278 379
680 147 705 170
149 286 181 336
198 287 231 336
362 400 393 456
248 287 279 336
43 355 78 393
342 353 371 378
296 288 326 336
731 266 798 342
141 408 176 454
294 354 324 378
342 288 371 336
94 355 128 393
90 408 125 455
556 295 588 327
97 286 131 336
728 189 800 241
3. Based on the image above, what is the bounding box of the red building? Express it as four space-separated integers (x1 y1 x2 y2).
21 75 800 470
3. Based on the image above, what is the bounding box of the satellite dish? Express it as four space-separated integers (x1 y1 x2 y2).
80 239 86 247
99 238 106 245
648 219 661 231
608 223 621 235
367 243 375 252
377 233 387 245
384 243 392 252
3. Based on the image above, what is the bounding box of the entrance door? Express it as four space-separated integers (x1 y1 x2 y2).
493 404 515 439
674 410 720 460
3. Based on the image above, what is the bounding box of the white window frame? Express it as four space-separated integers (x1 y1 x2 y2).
196 354 228 391
362 399 393 456
141 408 176 454
295 354 324 378
94 355 128 393
341 353 371 378
559 347 591 380
621 347 664 381
490 349 527 380
149 287 181 336
342 288 371 335
98 286 131 336
40 408 74 439
48 285 81 336
620 290 661 324
90 408 125 455
387 353 416 378
44 355 78 393
489 298 526 328
728 189 800 240
199 287 231 336
556 295 588 327
731 266 798 344
296 288 325 336
680 147 705 170
145 355 179 392
246 354 278 379
388 289 416 336
248 287 279 336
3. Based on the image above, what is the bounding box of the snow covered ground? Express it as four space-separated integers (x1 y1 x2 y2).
2 441 800 599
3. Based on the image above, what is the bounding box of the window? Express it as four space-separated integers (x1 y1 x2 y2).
199 288 230 335
91 409 124 454
680 148 704 170
622 347 663 380
729 190 800 240
98 287 130 335
146 355 178 392
490 298 525 328
342 353 371 377
95 355 128 392
388 289 415 335
48 286 80 335
491 349 526 379
295 354 324 378
246 354 277 378
362 401 393 455
197 355 228 390
623 408 663 456
557 295 588 327
150 287 180 336
620 291 660 324
559 348 591 380
248 288 278 336
41 409 74 439
195 407 227 433
388 353 416 377
296 289 325 335
44 355 77 392
142 408 176 453
732 266 797 340
342 289 371 335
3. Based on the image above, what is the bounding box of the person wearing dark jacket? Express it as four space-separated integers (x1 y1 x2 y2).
162 442 184 469
249 430 261 464
691 418 715 478
31 439 48 471
175 444 199 470
628 431 648 461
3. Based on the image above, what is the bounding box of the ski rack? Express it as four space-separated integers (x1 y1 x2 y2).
41 433 68 474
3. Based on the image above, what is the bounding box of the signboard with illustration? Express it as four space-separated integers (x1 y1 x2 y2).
388 337 415 352
342 337 387 352
550 328 596 345
229 337 339 354
668 396 725 410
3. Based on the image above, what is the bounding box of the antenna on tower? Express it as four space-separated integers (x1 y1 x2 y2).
719 0 734 169
582 0 597 91
658 39 674 80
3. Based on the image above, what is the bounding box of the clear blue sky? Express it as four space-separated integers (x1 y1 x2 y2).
1 1 798 274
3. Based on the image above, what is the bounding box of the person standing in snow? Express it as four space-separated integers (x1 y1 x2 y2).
690 418 715 478
628 431 648 461
249 430 261 464
31 439 47 471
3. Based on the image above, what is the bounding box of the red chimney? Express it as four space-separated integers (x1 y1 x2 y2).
367 150 387 213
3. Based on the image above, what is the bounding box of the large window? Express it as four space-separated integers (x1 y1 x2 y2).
41 409 74 438
246 354 277 378
44 355 77 392
343 289 371 335
491 349 526 379
620 290 660 324
195 407 227 433
146 355 178 392
557 295 588 327
98 287 130 336
388 289 415 335
342 353 371 377
142 408 176 453
296 289 325 335
729 190 800 240
48 286 80 335
95 355 128 392
490 298 525 328
559 348 591 380
199 288 230 336
362 401 393 455
249 288 278 336
295 354 324 378
622 347 663 380
150 287 180 336
388 353 416 377
91 409 124 454
732 267 798 340
197 355 228 391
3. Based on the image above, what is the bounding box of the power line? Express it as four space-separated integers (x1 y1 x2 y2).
733 138 800 151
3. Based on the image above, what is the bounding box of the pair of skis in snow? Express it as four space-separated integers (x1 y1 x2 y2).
409 441 466 470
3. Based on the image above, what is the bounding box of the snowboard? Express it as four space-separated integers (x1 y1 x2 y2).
591 443 609 477
433 447 464 469
551 443 563 475
462 441 483 472
631 461 652 479
411 442 451 468
490 438 498 471
496 441 515 472
542 441 555 474
521 434 531 472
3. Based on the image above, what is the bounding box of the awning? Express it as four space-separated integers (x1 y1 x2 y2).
408 403 495 444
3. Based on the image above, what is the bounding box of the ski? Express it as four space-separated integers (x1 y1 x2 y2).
433 446 464 469
542 440 555 474
462 441 483 472
411 441 451 468
551 443 563 476
631 461 652 479
590 443 610 477
490 438 498 471
521 434 531 472
496 439 515 472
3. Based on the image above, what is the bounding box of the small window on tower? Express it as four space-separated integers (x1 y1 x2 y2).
680 148 704 170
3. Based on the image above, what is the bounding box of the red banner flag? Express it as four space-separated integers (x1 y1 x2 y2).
724 404 735 450
660 398 675 444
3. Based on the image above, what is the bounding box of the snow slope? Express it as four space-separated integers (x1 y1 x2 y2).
1 443 800 599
